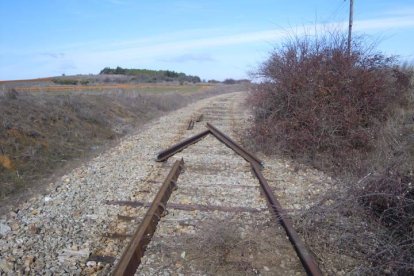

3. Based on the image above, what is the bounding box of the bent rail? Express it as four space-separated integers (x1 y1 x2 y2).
206 123 263 167
156 130 209 162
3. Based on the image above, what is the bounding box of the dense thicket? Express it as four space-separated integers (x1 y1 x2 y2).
249 32 413 273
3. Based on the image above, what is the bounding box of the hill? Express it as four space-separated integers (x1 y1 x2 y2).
99 67 201 83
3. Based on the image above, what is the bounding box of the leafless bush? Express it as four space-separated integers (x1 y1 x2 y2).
248 30 414 274
249 32 410 174
5 88 19 100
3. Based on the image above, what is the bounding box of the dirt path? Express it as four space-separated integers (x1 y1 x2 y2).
0 91 332 275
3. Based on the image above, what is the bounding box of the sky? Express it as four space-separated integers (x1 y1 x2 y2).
1 0 414 81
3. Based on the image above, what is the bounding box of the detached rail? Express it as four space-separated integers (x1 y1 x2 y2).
137 123 322 275
112 159 184 276
156 130 209 162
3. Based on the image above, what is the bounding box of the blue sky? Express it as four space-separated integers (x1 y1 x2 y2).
1 0 414 81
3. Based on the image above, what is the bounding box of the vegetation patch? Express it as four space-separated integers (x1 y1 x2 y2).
0 84 243 206
99 67 201 83
248 32 413 274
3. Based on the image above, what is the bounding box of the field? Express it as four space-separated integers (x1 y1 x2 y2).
0 78 215 94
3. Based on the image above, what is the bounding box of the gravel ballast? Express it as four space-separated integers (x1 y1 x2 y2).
0 92 334 275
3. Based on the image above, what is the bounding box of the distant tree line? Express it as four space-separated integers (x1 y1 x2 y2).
99 67 201 83
208 78 251 84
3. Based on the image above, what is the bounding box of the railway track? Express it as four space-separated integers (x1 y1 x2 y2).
87 94 321 275
0 92 328 275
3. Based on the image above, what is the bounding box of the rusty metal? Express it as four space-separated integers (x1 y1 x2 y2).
87 255 116 264
156 130 209 162
251 162 322 276
149 123 321 275
196 114 203 122
206 123 263 167
187 120 194 130
112 159 184 276
117 214 136 221
106 200 264 213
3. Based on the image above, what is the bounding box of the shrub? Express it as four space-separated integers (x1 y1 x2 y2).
52 78 79 85
249 31 414 274
249 33 410 174
223 78 236 84
5 88 19 99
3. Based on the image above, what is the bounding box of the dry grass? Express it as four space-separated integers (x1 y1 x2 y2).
0 84 245 206
181 219 266 275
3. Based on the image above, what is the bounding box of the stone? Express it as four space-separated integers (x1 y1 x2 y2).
0 259 13 273
86 261 96 267
0 223 11 236
10 222 19 231
28 224 41 234
24 255 35 267
9 211 17 218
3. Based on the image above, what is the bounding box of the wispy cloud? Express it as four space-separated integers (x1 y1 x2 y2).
159 53 215 63
67 15 414 63
356 16 414 31
380 5 414 17
3 12 413 79
40 52 65 59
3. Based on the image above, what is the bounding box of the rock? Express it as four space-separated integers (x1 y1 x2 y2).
83 267 97 274
28 223 41 234
264 266 270 271
180 251 186 259
24 255 35 267
58 249 89 263
44 196 52 202
9 211 17 218
0 259 13 273
86 261 96 267
10 222 19 231
85 214 98 220
0 223 11 236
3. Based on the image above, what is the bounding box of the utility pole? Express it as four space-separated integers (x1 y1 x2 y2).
347 0 354 55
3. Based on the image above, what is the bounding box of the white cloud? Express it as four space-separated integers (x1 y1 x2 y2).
2 13 414 79
65 15 414 65
356 16 414 31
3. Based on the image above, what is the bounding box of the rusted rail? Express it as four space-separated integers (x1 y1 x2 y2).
156 123 263 167
156 130 209 162
187 120 195 130
112 159 184 276
251 162 322 276
206 123 263 167
145 123 321 275
196 114 203 122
